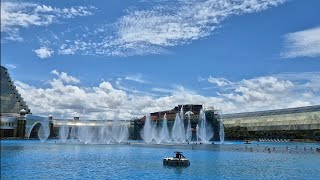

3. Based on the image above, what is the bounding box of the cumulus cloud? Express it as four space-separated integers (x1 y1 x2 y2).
223 76 294 103
47 0 286 57
14 70 319 120
34 47 54 59
51 70 80 84
211 74 319 112
14 70 225 119
282 26 320 58
1 1 95 41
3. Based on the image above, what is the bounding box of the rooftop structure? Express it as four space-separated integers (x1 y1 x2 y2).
149 104 203 121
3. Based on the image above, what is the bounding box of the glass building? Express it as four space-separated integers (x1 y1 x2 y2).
222 105 320 131
1 65 31 137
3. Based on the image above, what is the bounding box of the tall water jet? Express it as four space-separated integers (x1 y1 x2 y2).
180 106 186 142
152 122 160 144
77 110 93 144
196 124 199 143
141 115 153 144
120 120 129 143
159 113 171 143
76 121 85 143
98 120 110 143
180 106 184 124
77 121 92 144
59 119 69 143
111 118 129 144
112 119 121 143
38 117 50 142
104 121 112 144
198 109 213 143
154 122 162 144
219 118 225 144
172 106 186 143
185 111 193 142
69 118 76 141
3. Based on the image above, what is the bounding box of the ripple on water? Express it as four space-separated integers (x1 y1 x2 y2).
1 140 320 180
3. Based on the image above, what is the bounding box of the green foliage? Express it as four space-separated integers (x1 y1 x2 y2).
314 131 320 137
224 126 249 140
224 127 320 141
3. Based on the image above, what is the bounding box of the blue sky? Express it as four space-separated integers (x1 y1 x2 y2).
1 0 320 119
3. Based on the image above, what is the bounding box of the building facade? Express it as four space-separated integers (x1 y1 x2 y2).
0 66 30 114
0 66 31 137
222 105 320 131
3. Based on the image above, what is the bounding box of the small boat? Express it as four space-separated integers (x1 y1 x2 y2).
163 151 190 167
244 140 251 144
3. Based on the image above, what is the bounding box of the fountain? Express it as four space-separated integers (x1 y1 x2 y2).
70 124 76 141
42 105 218 145
77 120 93 144
159 113 171 143
59 119 69 143
139 106 218 144
196 124 199 143
219 118 225 144
198 109 213 143
172 106 186 143
38 117 50 142
152 122 160 144
141 115 154 144
112 119 129 143
99 121 111 144
185 111 193 142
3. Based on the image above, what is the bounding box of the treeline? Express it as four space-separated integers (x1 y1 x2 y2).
224 126 320 141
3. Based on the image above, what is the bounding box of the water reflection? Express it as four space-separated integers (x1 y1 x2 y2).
163 166 188 176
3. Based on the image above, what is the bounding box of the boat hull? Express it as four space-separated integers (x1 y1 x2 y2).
163 158 190 167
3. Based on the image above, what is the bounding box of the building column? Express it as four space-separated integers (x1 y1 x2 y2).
48 115 54 138
16 110 27 138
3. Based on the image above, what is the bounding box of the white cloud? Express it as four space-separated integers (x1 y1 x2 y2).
282 26 320 58
117 0 286 47
221 77 294 103
1 1 95 41
115 77 156 96
14 70 224 119
125 74 148 83
211 74 318 112
208 76 232 87
59 48 76 55
34 47 54 59
49 0 286 57
51 70 80 84
151 87 174 94
14 70 319 119
5 64 16 69
275 72 320 92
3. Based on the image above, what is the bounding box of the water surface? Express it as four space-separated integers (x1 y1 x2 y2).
1 140 319 180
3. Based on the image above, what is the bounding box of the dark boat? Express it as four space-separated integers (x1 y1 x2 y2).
163 151 190 167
